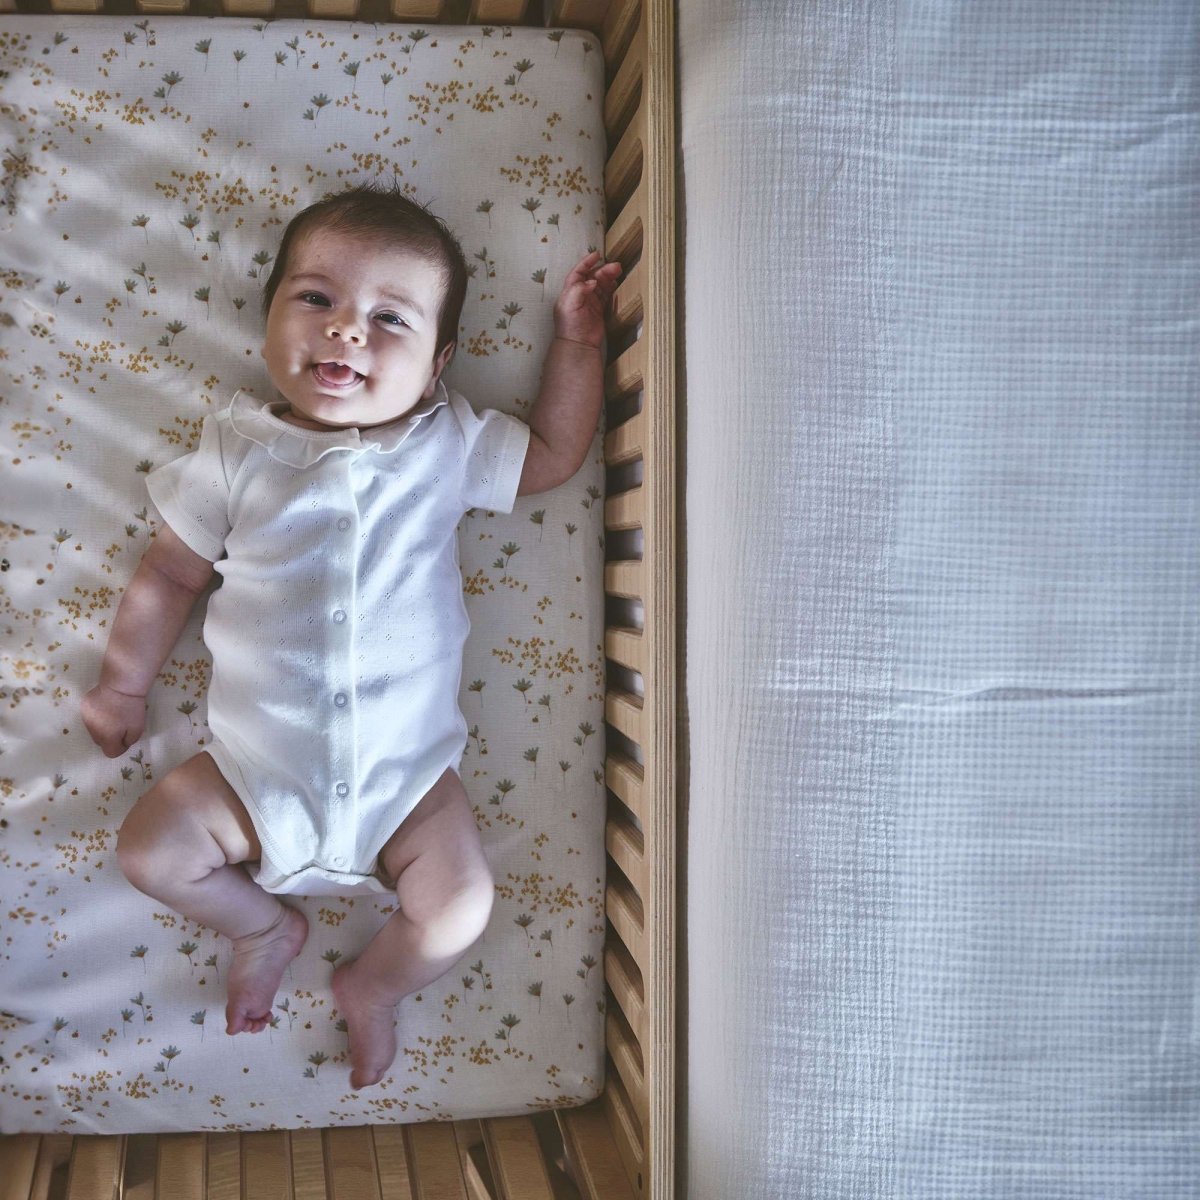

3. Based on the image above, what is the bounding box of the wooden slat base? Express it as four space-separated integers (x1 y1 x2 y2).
0 1110 610 1199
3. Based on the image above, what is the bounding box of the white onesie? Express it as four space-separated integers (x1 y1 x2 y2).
145 383 530 896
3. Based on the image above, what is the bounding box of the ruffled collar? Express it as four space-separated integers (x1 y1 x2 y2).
226 382 449 468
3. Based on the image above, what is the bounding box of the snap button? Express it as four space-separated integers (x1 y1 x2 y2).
335 782 349 798
337 517 351 531
332 609 347 624
334 692 348 708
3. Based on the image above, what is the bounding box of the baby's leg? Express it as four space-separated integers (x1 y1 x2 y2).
331 768 494 1089
117 751 308 1035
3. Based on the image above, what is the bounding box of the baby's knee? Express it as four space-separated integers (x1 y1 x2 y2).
409 873 495 960
116 789 185 894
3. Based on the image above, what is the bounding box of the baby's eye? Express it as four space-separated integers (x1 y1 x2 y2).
300 291 330 307
375 311 408 328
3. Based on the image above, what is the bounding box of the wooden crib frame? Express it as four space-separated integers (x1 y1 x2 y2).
0 0 677 1197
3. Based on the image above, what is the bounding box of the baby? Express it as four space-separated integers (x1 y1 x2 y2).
81 183 621 1089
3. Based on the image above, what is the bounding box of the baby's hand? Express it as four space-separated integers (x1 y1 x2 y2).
82 683 147 758
554 251 622 349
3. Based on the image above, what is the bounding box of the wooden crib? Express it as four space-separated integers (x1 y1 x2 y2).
0 0 677 1197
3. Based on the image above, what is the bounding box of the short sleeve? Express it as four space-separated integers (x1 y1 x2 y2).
145 415 232 562
450 390 531 514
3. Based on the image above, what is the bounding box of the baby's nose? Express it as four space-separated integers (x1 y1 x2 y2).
326 316 366 346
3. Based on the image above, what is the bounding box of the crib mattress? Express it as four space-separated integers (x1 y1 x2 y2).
0 14 609 1135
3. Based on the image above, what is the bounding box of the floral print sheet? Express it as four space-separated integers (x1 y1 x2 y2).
0 15 608 1133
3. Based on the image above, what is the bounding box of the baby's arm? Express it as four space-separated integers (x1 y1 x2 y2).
518 250 622 496
82 526 215 757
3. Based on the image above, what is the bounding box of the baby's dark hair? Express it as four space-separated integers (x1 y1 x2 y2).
261 182 469 360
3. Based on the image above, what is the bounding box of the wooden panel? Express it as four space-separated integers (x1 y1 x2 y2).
598 0 641 74
308 0 359 16
406 1123 468 1200
241 1132 292 1200
156 1134 205 1200
0 1136 38 1200
205 1133 242 1200
29 1136 73 1200
390 0 447 17
218 0 275 14
549 0 611 32
136 0 190 14
556 1102 637 1200
64 1137 124 1200
481 1117 554 1200
605 873 646 968
371 1127 415 1200
605 412 644 467
600 1083 644 1199
48 0 105 11
604 939 647 1049
467 0 530 23
325 1127 380 1200
604 687 643 745
605 1010 647 1130
609 262 645 337
604 559 642 601
604 749 644 821
450 1122 490 1200
606 808 647 901
605 626 645 675
604 340 646 403
603 105 644 215
288 1130 326 1200
604 487 642 533
602 11 643 142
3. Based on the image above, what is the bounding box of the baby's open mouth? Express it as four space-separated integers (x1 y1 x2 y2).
312 361 364 388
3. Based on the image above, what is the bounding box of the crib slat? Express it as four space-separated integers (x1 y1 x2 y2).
605 412 644 467
65 1137 125 1200
370 1127 415 1200
406 1123 468 1200
600 1083 644 1200
603 14 642 145
154 1134 204 1200
605 874 646 968
308 0 360 17
556 1103 636 1200
241 1132 292 1200
604 340 646 403
467 0 531 23
605 1012 646 1131
320 1128 378 1200
449 1122 490 1200
390 0 447 18
606 809 647 904
549 1 611 33
0 1135 38 1200
28 1136 73 1200
48 0 104 11
604 940 647 1049
137 0 191 14
205 1133 241 1200
603 104 644 218
605 626 645 675
604 559 642 601
610 264 645 338
605 749 644 820
604 486 642 533
605 199 643 271
481 1118 554 1200
218 0 276 15
605 687 643 745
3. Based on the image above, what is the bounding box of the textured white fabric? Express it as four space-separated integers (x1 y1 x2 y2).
682 0 1198 1195
145 384 529 896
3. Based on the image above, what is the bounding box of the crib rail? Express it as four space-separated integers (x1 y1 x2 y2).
0 0 675 1197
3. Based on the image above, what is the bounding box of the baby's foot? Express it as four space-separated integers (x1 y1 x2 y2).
226 905 308 1035
331 960 399 1089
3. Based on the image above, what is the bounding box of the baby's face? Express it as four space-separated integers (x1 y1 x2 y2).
261 228 453 432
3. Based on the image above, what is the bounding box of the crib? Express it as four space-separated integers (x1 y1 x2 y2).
0 0 675 1197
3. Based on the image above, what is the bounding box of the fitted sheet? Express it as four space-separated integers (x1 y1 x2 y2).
0 15 608 1134
681 0 1199 1195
